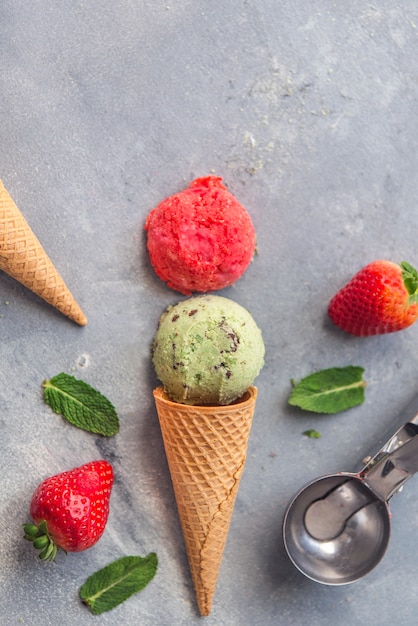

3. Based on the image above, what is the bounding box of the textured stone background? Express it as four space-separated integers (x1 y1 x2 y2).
2 2 418 624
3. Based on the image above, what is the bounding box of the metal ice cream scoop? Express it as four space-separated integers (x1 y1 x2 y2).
282 395 418 585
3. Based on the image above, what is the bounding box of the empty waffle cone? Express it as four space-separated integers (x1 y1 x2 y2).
0 180 87 325
153 385 258 616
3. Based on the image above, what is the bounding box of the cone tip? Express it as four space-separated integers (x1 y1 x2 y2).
73 310 88 326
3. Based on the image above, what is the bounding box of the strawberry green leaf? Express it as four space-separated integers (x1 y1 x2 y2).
288 366 366 414
80 554 158 615
401 261 418 303
42 373 119 436
23 520 59 561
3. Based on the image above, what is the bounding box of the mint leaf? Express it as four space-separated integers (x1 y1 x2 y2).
303 429 321 438
80 554 158 615
42 373 119 436
288 366 366 414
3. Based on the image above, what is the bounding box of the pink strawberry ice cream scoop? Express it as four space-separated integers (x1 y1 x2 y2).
144 176 256 295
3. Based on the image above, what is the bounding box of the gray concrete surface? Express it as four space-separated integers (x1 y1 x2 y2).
2 1 418 624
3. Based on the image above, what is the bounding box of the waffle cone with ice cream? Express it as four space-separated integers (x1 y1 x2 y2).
152 295 264 615
0 180 87 325
153 384 258 615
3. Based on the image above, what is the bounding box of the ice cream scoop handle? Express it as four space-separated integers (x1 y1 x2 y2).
362 423 418 502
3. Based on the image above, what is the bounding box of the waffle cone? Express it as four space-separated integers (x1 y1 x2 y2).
153 385 258 616
0 180 87 325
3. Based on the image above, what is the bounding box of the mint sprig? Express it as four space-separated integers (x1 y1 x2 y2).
289 366 366 414
80 554 158 615
303 429 321 438
42 372 119 436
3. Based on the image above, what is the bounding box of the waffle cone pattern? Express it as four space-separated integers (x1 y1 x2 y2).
0 180 87 325
153 385 258 616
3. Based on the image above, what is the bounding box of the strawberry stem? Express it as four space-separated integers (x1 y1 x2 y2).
400 261 418 304
23 520 59 562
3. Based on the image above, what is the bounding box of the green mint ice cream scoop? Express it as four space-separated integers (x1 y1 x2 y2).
152 295 265 405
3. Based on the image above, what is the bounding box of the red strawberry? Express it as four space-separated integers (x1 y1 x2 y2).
23 460 114 561
328 260 418 336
